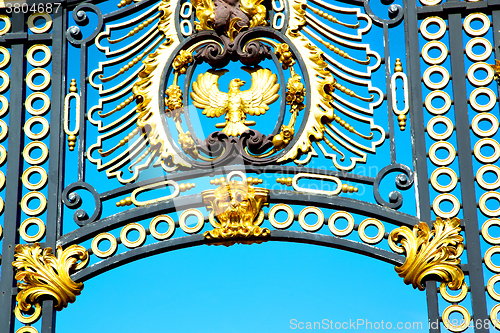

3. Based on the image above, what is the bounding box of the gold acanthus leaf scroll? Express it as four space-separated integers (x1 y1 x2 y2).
388 217 464 291
12 243 89 313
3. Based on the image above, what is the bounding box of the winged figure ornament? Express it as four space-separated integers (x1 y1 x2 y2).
190 68 280 137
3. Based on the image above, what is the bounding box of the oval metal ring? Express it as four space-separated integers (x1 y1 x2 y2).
91 232 118 259
479 191 500 217
432 193 460 218
422 41 447 65
272 0 285 11
487 275 500 301
472 113 499 138
427 116 453 141
120 223 147 249
269 204 294 229
27 44 51 67
429 141 456 166
0 15 11 36
474 138 500 164
0 95 8 116
482 219 500 244
442 305 471 332
25 116 50 140
23 141 49 165
423 66 450 90
467 62 494 87
26 92 51 116
358 218 384 244
19 217 46 243
26 68 51 91
439 281 468 303
180 20 193 37
328 211 355 237
22 166 48 191
27 13 52 34
430 167 458 192
469 87 496 112
179 209 204 234
292 173 342 196
130 180 180 206
0 47 10 69
149 215 175 240
420 16 446 40
21 191 47 216
298 206 324 232
273 12 285 30
425 90 451 115
180 2 193 18
477 165 500 190
465 37 492 61
464 12 490 37
0 71 9 93
419 0 442 6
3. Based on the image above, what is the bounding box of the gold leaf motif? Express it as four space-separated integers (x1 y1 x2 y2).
12 243 89 313
388 217 464 291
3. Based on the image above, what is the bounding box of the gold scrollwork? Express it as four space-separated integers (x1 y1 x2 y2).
12 243 88 315
388 217 464 291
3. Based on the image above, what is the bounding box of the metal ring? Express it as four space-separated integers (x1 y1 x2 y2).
26 92 50 116
0 197 4 215
482 219 500 244
442 305 471 332
474 138 500 164
479 191 500 217
26 68 51 91
430 167 458 192
423 66 450 90
0 47 10 69
0 145 6 165
429 141 456 166
465 37 492 61
0 120 8 141
22 166 48 191
27 44 51 67
439 281 468 303
420 17 447 40
419 0 442 6
14 303 41 325
464 13 490 37
0 15 11 36
358 218 384 244
27 13 52 34
180 20 192 37
292 173 342 196
425 90 452 115
427 116 453 141
0 170 5 190
180 2 193 18
120 223 146 248
433 193 460 218
0 95 8 117
272 0 285 11
487 275 500 301
298 206 324 232
328 211 354 237
472 113 498 138
15 327 39 333
24 116 50 140
23 141 49 165
0 71 10 93
19 217 46 243
91 233 118 259
467 62 494 87
485 246 500 272
491 304 500 330
273 12 285 30
149 215 175 240
179 209 204 234
268 204 294 229
21 191 47 216
477 165 500 190
469 87 496 112
422 41 447 65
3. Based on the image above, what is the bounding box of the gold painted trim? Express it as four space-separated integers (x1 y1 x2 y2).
427 116 453 141
422 66 450 90
23 141 49 165
491 304 500 329
15 327 39 333
467 62 494 87
422 41 447 65
479 191 500 217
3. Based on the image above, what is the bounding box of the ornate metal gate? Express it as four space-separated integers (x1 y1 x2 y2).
0 0 499 331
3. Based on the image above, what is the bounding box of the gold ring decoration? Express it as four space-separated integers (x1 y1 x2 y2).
23 141 49 165
439 281 468 303
472 113 498 138
0 224 2 240
465 37 492 61
423 66 450 90
27 13 52 34
482 219 500 244
19 217 46 243
430 167 458 192
358 218 384 244
420 17 447 40
0 120 7 141
328 211 355 237
26 68 51 91
179 209 205 234
0 15 11 36
292 173 342 196
0 170 4 189
0 95 8 116
427 116 453 141
226 170 246 182
479 191 500 217
0 47 10 69
180 20 193 37
298 206 324 232
469 87 496 112
429 141 456 166
26 92 50 116
474 138 500 164
488 275 500 301
22 166 48 191
0 70 9 93
130 180 180 206
15 327 39 333
419 0 441 6
14 303 41 325
485 246 500 272
425 90 452 115
491 304 500 330
268 204 294 229
120 223 147 249
24 116 50 140
27 44 51 67
0 197 4 214
149 215 175 240
467 62 494 87
180 2 193 18
442 305 471 332
0 145 6 165
477 165 500 190
21 191 47 216
91 233 118 259
432 193 460 218
422 41 447 65
273 12 285 30
464 13 490 37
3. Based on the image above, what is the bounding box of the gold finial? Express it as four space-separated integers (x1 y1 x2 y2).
394 58 403 73
69 79 77 93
